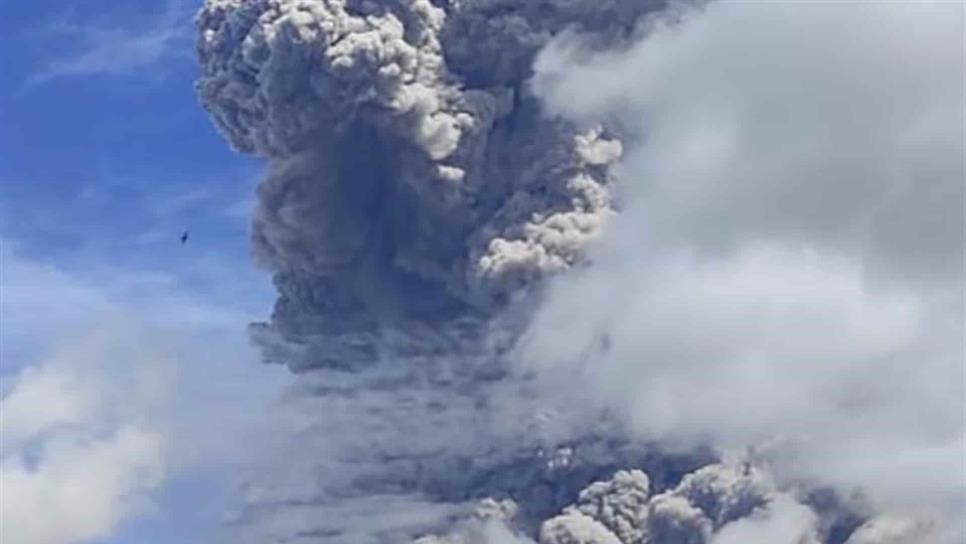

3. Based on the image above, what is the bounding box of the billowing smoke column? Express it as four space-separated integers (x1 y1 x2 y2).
196 0 639 346
195 1 946 543
195 1 684 539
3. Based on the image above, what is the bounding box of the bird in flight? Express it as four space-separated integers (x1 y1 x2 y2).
180 231 189 245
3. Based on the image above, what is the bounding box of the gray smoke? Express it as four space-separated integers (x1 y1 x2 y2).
196 0 645 320
195 0 960 542
419 463 939 544
197 1 685 540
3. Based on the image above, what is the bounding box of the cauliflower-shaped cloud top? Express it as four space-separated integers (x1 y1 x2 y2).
196 0 648 372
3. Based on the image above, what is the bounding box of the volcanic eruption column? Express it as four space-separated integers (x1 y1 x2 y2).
195 1 943 543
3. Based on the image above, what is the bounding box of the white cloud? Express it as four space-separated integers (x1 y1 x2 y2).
1 325 171 544
0 244 291 544
0 241 115 367
533 0 964 284
0 241 258 369
147 187 213 217
523 0 964 538
712 495 818 544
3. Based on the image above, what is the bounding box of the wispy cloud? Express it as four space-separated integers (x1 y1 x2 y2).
0 239 267 370
147 187 213 217
25 2 193 87
222 194 255 223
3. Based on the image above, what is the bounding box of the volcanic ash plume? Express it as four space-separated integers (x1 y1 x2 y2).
195 0 960 542
196 0 641 328
196 0 680 540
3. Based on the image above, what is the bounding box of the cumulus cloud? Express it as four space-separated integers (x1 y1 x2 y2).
525 0 963 536
845 515 941 544
0 246 290 544
711 494 819 544
532 0 964 285
0 325 170 544
193 0 963 542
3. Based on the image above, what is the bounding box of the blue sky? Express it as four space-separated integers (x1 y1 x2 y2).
1 0 258 287
1 2 291 543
